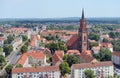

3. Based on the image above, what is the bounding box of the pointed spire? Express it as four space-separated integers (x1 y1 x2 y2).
82 8 84 19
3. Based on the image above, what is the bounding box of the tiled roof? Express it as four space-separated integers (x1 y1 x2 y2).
72 61 113 69
12 66 59 73
17 50 45 65
67 35 78 46
112 52 120 57
100 42 112 48
79 53 95 62
52 50 64 64
11 27 28 31
67 50 80 55
0 37 6 41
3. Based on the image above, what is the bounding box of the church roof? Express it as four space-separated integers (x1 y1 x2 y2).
66 35 78 46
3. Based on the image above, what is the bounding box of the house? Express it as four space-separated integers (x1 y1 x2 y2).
66 50 80 55
17 50 46 67
112 52 120 65
71 61 114 78
0 37 6 46
52 50 64 66
79 53 97 63
12 66 60 78
11 37 22 51
100 42 113 52
92 46 101 54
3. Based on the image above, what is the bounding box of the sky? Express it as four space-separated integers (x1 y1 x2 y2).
0 0 120 18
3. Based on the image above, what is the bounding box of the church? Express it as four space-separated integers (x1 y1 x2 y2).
67 9 89 53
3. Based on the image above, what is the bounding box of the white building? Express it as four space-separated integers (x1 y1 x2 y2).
11 37 22 51
71 61 114 78
112 52 120 65
12 66 60 78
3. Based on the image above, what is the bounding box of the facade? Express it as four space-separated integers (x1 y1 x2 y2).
112 52 120 65
12 66 60 78
71 61 114 78
67 9 88 53
17 50 46 67
0 37 6 46
11 37 22 51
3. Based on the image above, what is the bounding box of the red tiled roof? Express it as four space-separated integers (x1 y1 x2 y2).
67 50 80 55
52 50 64 64
79 53 95 62
0 37 6 41
17 50 45 65
67 35 78 46
11 27 28 31
100 42 112 48
12 66 59 73
112 52 120 57
72 61 113 69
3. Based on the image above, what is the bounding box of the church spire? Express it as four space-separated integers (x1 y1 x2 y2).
82 8 84 19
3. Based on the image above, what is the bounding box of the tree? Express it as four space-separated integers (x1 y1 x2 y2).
88 33 100 41
93 48 112 61
15 64 23 68
5 64 13 74
22 35 28 41
21 45 28 53
0 34 4 37
84 70 95 78
7 35 14 44
102 38 109 42
3 45 13 56
45 41 67 54
89 42 99 49
63 55 80 67
0 55 5 65
59 62 70 76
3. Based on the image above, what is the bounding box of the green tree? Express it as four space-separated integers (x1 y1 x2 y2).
59 62 70 76
0 34 4 37
45 41 67 54
93 48 112 61
21 45 28 53
22 35 28 41
0 55 5 65
89 42 99 49
63 55 80 67
15 64 23 68
3 45 13 56
89 33 100 41
5 64 13 74
84 70 95 78
7 35 14 44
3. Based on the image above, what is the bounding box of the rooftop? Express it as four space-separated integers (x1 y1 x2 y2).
72 61 113 69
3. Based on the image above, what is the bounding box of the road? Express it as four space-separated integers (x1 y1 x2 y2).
0 42 26 76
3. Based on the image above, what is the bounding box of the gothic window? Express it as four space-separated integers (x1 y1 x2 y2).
84 36 86 40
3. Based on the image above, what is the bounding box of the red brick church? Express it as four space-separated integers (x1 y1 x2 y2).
67 9 89 53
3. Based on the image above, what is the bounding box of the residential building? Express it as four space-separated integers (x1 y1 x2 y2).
17 50 46 67
11 36 22 51
71 61 114 78
92 46 101 54
100 42 113 52
52 50 64 66
12 66 60 78
112 52 120 65
0 37 6 46
79 53 97 63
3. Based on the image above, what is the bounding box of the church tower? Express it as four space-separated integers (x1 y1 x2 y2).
78 9 88 53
